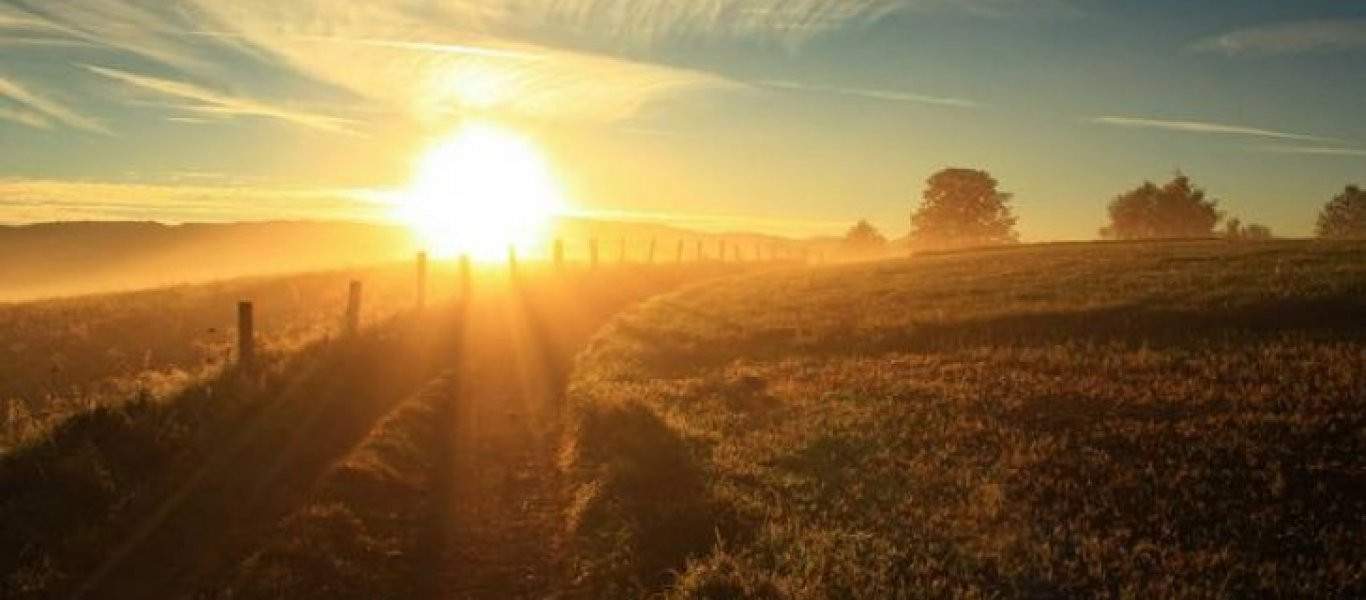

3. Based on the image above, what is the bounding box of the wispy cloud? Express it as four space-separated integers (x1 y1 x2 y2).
760 79 979 108
1251 145 1366 158
1088 115 1331 142
0 72 110 133
1195 19 1366 55
83 64 359 135
0 177 388 223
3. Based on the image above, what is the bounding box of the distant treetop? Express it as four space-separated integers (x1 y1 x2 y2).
1316 185 1366 239
1100 173 1223 240
911 168 1018 249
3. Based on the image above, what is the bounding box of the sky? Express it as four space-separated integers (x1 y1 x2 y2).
1 0 1364 240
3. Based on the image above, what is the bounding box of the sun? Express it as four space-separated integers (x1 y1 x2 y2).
399 122 565 260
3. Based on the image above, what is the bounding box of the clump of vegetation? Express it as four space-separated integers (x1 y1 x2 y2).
911 168 1019 250
564 240 1366 598
1317 184 1366 239
1101 174 1223 240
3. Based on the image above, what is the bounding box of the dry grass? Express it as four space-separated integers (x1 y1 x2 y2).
0 262 436 450
564 240 1366 598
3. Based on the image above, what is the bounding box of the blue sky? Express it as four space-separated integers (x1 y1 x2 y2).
1 0 1363 239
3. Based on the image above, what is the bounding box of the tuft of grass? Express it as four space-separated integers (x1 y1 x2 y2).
564 240 1366 598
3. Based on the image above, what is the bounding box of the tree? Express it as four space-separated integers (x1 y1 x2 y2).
1243 223 1273 240
1223 217 1273 241
843 219 888 255
911 168 1017 249
1315 185 1366 238
1100 174 1222 240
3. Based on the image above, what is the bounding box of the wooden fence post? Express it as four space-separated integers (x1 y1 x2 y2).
554 238 565 272
648 238 657 264
237 301 254 367
416 251 428 309
719 240 726 263
508 244 518 276
590 238 599 270
696 240 704 262
618 238 626 266
676 239 684 263
345 280 361 336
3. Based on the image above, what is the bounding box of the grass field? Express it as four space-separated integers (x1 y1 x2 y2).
0 262 434 450
564 240 1366 598
0 262 737 598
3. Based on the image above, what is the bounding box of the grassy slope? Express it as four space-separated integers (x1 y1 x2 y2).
0 262 745 598
565 240 1366 598
0 262 431 450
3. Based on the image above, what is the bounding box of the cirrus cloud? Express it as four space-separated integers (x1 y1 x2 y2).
1195 19 1366 55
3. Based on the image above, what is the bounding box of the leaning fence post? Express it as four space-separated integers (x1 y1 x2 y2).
589 238 600 270
345 281 361 336
416 251 428 309
554 238 565 272
237 301 255 368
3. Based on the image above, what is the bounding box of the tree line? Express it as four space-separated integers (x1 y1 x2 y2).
844 169 1366 252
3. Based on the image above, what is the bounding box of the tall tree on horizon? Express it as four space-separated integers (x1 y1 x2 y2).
911 168 1018 249
1315 185 1366 239
1100 173 1223 240
843 219 889 255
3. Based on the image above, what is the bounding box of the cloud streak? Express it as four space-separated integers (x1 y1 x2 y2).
1251 145 1366 158
0 72 110 133
0 177 388 223
1088 115 1331 142
760 79 979 108
84 64 359 135
1195 19 1366 55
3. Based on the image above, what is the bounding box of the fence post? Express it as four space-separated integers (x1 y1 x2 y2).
554 238 565 272
618 238 626 266
459 254 471 300
237 301 255 368
696 240 704 262
590 238 599 270
676 239 684 263
345 280 361 336
648 238 657 264
416 251 428 309
508 244 518 276
719 240 726 263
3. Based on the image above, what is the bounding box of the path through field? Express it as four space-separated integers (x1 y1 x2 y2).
428 279 580 598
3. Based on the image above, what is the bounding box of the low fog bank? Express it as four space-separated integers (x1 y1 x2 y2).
0 221 421 302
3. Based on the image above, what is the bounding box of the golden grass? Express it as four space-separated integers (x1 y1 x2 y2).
564 240 1366 598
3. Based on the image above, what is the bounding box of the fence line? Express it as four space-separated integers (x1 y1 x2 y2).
2 240 817 448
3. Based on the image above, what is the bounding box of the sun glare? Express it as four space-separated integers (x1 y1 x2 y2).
400 122 565 260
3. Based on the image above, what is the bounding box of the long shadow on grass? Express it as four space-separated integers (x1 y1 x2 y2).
620 295 1366 377
0 311 461 599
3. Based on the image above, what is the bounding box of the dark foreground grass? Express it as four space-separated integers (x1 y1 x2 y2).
563 240 1366 598
0 310 460 598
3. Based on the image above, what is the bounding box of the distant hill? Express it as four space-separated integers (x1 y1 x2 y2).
0 221 420 301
